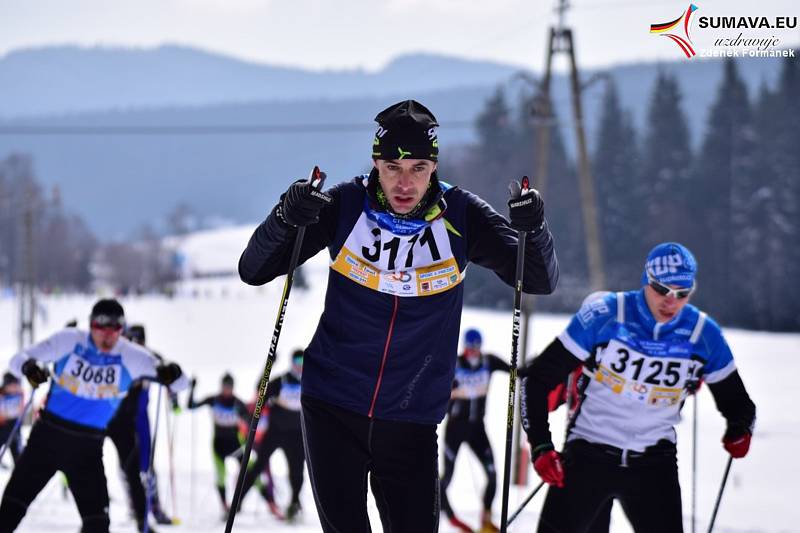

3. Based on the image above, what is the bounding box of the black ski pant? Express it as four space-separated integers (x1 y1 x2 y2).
0 415 110 533
241 427 304 504
301 394 440 533
440 417 496 517
0 421 22 464
213 433 243 508
537 439 683 533
106 413 148 526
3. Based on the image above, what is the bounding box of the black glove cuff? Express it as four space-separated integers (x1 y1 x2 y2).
531 442 555 459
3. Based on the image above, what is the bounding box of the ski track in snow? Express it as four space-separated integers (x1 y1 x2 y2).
0 262 798 532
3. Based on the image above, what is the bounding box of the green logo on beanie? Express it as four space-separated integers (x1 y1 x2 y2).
397 147 411 159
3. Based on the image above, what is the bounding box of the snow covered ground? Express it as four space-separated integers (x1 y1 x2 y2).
1 250 798 532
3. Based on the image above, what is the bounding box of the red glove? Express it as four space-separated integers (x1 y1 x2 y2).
533 449 565 488
723 432 752 458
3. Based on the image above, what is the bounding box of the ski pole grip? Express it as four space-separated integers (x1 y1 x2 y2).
309 165 327 190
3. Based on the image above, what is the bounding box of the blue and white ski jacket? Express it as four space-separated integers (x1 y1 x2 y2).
0 389 23 424
521 290 756 453
240 173 559 425
10 329 188 431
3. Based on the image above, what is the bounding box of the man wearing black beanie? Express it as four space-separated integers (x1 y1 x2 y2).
240 99 560 532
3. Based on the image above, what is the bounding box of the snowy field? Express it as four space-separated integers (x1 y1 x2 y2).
1 250 798 532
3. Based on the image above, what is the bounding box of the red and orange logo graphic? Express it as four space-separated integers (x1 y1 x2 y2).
650 4 700 58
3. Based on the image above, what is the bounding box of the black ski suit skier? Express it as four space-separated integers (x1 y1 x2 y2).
0 299 187 533
240 350 305 521
106 324 175 531
187 373 272 516
239 99 559 533
440 329 509 533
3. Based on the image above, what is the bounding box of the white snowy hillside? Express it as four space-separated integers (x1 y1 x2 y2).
0 225 797 532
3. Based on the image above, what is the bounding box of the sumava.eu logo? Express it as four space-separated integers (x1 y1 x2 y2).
650 4 700 58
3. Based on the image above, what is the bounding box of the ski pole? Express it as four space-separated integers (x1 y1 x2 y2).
0 389 36 462
144 383 164 533
500 176 530 533
225 166 326 533
190 389 196 520
707 456 733 533
165 394 178 521
507 481 545 526
692 392 698 533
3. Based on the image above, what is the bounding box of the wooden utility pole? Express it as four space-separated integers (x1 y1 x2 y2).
565 27 606 291
512 0 606 487
531 0 606 291
511 24 558 488
17 188 36 350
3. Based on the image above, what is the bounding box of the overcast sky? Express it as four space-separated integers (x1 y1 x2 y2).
1 0 798 71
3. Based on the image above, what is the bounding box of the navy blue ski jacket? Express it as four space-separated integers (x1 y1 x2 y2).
239 174 559 425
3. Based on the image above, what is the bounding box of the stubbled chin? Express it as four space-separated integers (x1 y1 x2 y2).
390 204 414 214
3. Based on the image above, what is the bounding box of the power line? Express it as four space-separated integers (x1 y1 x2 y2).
0 121 475 136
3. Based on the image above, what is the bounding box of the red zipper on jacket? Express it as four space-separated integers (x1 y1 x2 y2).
368 295 399 418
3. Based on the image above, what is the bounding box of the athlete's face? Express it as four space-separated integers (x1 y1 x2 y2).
291 358 303 378
221 384 234 397
374 159 436 214
91 325 122 352
644 284 691 323
464 346 481 362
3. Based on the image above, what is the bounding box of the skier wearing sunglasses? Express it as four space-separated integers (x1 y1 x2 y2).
519 242 756 533
0 299 188 532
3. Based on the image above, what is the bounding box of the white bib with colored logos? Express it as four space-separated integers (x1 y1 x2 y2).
58 354 122 400
331 212 463 297
593 339 700 408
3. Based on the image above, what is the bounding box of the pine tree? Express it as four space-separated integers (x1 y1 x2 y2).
475 87 516 172
692 59 757 324
641 70 695 250
753 54 800 330
593 79 646 290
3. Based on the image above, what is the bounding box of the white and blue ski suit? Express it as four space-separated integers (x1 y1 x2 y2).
521 290 756 533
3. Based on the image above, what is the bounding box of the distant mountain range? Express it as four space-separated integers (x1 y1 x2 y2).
0 45 786 238
0 45 521 117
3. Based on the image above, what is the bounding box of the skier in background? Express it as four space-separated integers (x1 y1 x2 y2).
187 372 250 518
440 329 509 533
239 349 305 522
242 378 281 520
0 372 24 464
0 299 187 532
520 243 756 532
106 323 176 531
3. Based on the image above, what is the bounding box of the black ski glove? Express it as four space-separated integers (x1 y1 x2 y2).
21 359 50 388
508 176 545 233
156 362 183 386
279 171 332 227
